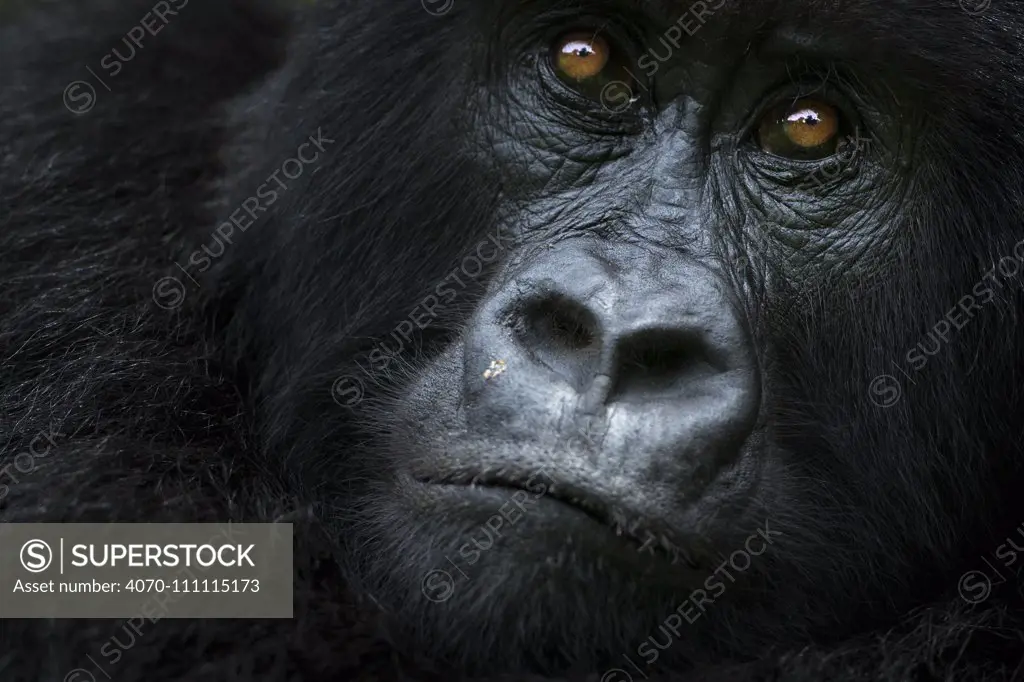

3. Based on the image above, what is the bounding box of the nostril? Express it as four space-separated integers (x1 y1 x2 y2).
522 296 601 355
545 302 599 354
611 329 723 398
511 295 602 388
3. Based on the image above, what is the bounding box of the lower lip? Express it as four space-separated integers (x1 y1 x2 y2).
411 479 593 518
404 478 620 540
406 478 649 548
401 480 706 584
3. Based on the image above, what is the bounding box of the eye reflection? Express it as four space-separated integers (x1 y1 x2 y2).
758 97 843 160
550 30 637 106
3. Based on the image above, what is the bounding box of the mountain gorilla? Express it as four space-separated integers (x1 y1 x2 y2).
3 0 1024 679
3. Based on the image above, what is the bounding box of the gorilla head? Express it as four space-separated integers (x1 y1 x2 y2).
205 0 1024 675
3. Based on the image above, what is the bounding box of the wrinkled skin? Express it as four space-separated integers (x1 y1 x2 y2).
3 0 1024 679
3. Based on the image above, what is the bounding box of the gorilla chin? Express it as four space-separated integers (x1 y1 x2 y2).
343 454 782 673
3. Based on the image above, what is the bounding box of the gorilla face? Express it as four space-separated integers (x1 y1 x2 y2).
220 0 1024 674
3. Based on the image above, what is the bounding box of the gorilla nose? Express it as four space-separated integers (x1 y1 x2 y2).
461 241 760 484
515 290 732 406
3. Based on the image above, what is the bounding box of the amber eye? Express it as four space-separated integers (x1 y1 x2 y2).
757 98 843 160
551 31 635 106
556 33 611 80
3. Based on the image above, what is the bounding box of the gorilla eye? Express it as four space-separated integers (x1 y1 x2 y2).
555 33 610 80
757 98 843 160
551 31 634 103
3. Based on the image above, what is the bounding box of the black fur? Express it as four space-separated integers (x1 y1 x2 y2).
2 0 1024 680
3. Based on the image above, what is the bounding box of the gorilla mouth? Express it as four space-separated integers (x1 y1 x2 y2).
411 469 702 568
416 469 612 522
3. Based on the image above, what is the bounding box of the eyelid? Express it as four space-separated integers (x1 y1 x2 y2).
743 80 862 149
533 49 645 135
545 26 652 102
